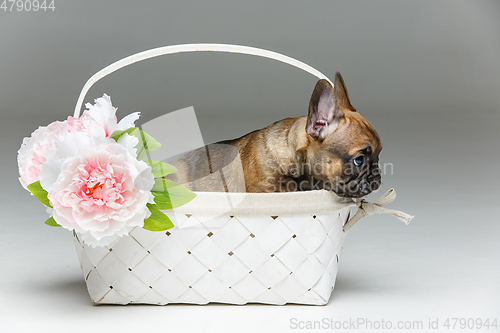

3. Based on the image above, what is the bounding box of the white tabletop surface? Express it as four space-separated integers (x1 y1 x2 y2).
2 110 499 333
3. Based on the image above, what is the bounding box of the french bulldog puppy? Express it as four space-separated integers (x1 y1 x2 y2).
167 72 382 198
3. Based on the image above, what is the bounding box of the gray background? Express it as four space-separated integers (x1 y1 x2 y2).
1 1 499 332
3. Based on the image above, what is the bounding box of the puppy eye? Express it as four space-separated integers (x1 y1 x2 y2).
353 155 365 166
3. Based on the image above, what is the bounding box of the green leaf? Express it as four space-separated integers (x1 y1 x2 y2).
45 216 61 227
110 127 137 142
27 181 52 208
151 178 170 192
151 179 197 208
151 191 173 210
136 130 161 160
144 160 177 178
143 204 175 231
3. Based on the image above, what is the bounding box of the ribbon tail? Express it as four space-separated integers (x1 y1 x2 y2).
342 188 414 232
384 208 414 225
343 210 367 232
373 188 396 206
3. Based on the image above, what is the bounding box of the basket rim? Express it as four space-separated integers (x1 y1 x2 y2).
162 189 355 216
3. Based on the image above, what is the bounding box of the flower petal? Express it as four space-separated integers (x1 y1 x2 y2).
134 167 155 192
116 112 140 131
117 133 139 156
39 158 64 191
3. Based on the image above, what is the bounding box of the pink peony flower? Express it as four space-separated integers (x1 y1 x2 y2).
44 137 154 247
17 120 72 189
17 94 140 191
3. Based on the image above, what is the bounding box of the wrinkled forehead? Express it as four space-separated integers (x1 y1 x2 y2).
331 113 382 156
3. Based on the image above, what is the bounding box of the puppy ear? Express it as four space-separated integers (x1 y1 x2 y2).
334 72 356 112
306 73 356 140
306 79 343 140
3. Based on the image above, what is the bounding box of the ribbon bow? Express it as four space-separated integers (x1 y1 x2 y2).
343 188 414 232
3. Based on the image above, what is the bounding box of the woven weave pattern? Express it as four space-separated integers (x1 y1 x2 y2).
74 207 350 305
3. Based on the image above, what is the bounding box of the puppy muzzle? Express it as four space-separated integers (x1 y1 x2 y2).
335 164 382 198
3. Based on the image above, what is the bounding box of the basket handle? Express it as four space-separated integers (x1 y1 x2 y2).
74 43 332 118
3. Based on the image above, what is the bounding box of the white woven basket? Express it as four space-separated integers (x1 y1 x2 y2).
74 191 355 305
72 44 359 305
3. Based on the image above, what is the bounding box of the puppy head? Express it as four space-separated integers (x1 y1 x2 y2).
305 72 382 198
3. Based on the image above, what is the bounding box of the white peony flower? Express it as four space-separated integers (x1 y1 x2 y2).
83 94 140 137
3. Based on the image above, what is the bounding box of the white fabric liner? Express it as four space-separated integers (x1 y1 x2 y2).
164 190 355 216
